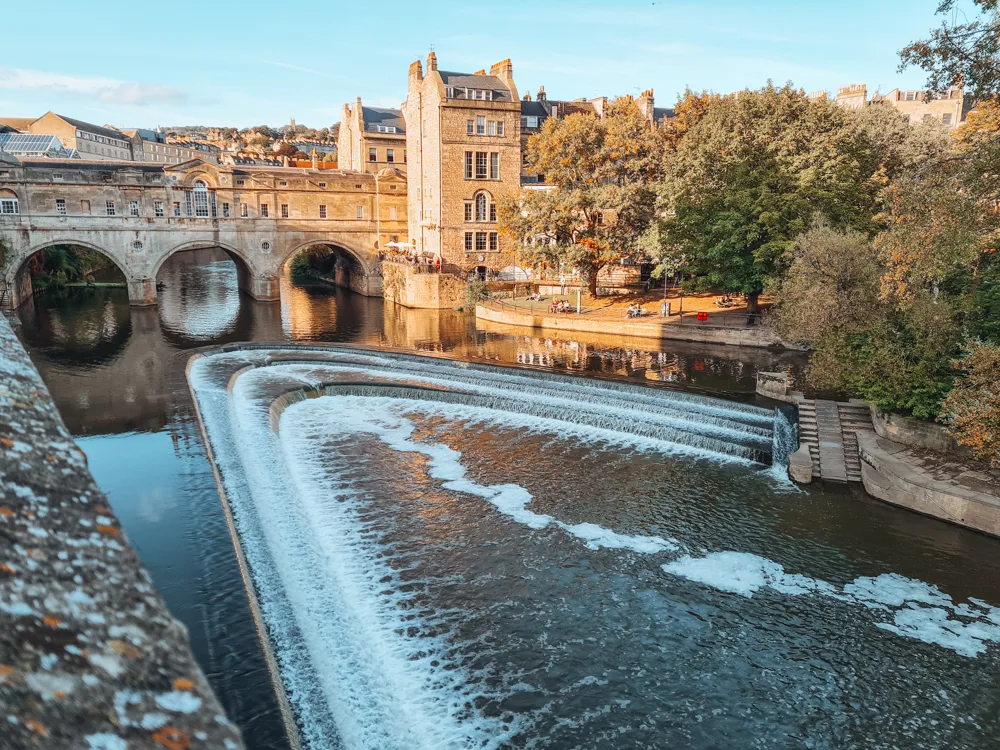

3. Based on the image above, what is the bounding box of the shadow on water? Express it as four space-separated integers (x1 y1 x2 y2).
14 246 879 750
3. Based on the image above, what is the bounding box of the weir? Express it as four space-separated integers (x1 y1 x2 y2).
185 343 1000 750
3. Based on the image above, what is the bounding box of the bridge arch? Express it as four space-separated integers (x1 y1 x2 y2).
280 238 382 297
151 239 257 280
11 239 130 308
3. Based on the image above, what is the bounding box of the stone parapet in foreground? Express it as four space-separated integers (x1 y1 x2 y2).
0 313 244 749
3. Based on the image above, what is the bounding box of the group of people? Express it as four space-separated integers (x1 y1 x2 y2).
377 249 441 272
551 299 575 314
715 295 737 308
625 303 644 319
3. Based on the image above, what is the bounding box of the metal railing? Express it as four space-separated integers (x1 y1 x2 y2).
671 309 769 328
379 257 464 275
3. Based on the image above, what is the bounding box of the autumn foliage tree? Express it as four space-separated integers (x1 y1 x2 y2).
940 341 1000 466
497 98 662 295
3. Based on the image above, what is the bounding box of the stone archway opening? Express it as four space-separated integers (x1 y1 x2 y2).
154 245 259 301
154 246 257 335
14 243 128 308
283 243 378 297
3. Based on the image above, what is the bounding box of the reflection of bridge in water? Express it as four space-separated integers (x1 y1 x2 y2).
16 250 809 437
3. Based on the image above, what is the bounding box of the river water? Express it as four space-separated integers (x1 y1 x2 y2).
14 250 1000 750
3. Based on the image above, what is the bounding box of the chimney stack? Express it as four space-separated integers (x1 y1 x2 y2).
536 85 546 102
488 58 517 100
409 59 423 82
427 51 437 71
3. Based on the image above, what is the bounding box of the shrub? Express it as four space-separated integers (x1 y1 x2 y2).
465 279 490 307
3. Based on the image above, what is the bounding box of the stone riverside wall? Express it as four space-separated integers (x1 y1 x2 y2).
476 302 795 349
382 263 466 309
858 431 1000 538
870 408 970 456
0 314 244 749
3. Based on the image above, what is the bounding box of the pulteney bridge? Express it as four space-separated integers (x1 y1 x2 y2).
0 156 407 308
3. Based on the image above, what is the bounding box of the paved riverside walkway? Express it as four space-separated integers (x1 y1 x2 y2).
0 314 244 749
796 400 874 482
476 298 794 349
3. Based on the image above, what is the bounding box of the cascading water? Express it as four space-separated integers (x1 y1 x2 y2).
188 346 1000 750
770 404 799 480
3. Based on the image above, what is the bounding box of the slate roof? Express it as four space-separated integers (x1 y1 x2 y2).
520 101 548 118
653 107 675 122
439 71 513 101
51 114 129 142
361 107 406 134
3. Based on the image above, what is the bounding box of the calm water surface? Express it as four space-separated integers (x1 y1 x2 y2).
14 249 1000 749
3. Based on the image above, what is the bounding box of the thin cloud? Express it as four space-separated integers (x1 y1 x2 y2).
0 67 187 106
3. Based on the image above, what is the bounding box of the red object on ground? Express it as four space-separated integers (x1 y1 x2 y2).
697 311 709 322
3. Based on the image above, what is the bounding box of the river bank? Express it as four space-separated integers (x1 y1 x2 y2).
476 298 797 349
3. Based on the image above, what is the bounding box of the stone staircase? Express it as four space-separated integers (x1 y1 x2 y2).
796 399 874 483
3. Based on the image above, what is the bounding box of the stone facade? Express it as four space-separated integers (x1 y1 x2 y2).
123 129 221 165
24 112 133 161
834 84 967 128
337 99 406 174
0 157 406 307
402 53 522 275
873 87 966 128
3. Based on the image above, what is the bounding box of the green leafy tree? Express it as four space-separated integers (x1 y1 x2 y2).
657 83 869 311
498 98 662 295
900 0 1000 101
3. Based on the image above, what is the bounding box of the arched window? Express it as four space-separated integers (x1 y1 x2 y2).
193 181 210 217
475 192 488 222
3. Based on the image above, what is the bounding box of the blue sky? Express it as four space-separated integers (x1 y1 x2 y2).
0 0 954 129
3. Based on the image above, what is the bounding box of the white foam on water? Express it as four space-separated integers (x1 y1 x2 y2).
281 395 679 555
662 552 1000 658
215 363 518 750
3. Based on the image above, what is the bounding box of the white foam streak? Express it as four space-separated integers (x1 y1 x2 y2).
663 552 1000 658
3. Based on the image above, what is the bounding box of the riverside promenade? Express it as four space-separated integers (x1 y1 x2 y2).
476 293 795 349
0 313 244 750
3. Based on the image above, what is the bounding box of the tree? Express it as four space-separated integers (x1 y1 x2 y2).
899 0 1000 101
657 84 869 311
940 341 1000 466
775 221 881 345
498 98 662 295
661 88 717 151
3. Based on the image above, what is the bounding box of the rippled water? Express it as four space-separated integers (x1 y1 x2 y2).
14 249 1000 749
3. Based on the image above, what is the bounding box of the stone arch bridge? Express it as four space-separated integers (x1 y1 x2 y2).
0 157 407 308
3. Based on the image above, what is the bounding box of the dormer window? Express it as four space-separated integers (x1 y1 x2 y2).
904 91 917 101
471 89 492 101
446 87 456 98
376 125 397 133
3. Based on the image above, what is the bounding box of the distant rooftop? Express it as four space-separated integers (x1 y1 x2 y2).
440 71 513 102
361 107 405 134
0 133 73 157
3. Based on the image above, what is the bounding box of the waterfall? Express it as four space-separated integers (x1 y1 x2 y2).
770 404 798 477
